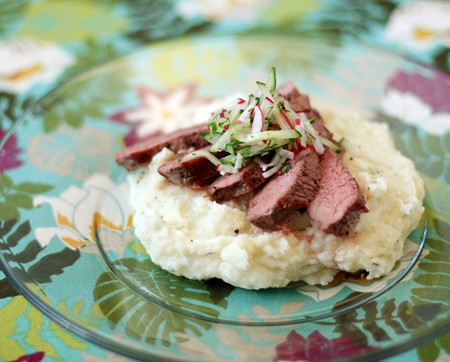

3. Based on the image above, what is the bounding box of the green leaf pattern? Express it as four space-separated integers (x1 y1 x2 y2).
93 258 230 346
0 174 54 221
0 0 28 38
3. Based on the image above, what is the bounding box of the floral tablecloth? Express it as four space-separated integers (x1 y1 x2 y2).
0 1 449 361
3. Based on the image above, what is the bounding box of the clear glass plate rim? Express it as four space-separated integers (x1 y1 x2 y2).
95 221 429 326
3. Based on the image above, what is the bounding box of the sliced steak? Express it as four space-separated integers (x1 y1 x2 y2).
303 108 334 141
115 124 210 171
158 147 221 186
278 81 302 101
158 145 225 189
289 95 313 114
308 147 367 236
207 160 265 203
278 82 334 141
247 148 321 230
278 81 311 111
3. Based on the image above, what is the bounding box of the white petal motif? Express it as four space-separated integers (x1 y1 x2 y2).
34 226 83 249
385 1 450 50
34 174 116 249
0 37 75 94
424 113 450 135
382 89 432 125
174 0 270 23
125 85 217 137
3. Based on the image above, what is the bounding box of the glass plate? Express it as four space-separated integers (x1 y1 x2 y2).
1 34 449 362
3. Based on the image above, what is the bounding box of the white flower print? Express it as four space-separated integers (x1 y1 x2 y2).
385 1 450 50
112 84 222 137
34 174 132 250
382 88 450 135
175 0 271 23
0 37 75 94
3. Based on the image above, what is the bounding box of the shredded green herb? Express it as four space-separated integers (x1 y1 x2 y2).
181 68 333 177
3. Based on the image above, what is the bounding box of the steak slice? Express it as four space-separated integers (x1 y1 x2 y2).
278 82 334 141
278 81 311 112
278 81 302 102
207 160 265 203
247 148 321 230
303 108 334 141
115 124 210 171
158 147 220 186
308 147 367 236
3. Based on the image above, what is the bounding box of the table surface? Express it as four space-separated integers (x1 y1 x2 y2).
0 1 449 361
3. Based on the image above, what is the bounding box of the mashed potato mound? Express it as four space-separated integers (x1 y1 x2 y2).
129 111 425 290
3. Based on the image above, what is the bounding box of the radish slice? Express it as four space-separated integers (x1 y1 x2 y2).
262 157 286 179
201 67 325 175
252 105 264 133
279 149 295 159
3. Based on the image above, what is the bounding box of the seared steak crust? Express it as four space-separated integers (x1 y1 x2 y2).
278 81 311 111
158 147 220 186
208 160 265 202
115 124 210 171
278 82 334 140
